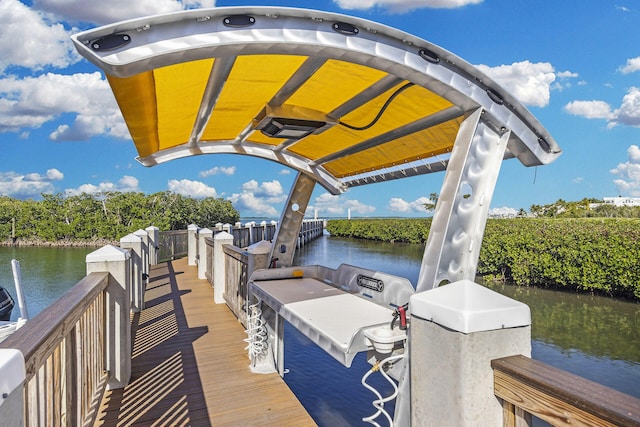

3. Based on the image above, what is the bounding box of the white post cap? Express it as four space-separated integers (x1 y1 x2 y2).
410 280 530 334
86 245 131 262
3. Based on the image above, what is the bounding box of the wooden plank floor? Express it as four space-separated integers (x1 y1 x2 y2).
93 257 316 427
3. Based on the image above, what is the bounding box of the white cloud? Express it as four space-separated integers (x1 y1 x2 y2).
619 56 640 74
310 193 376 216
64 175 140 196
0 72 127 139
0 168 64 198
563 100 613 120
33 0 216 26
611 145 640 196
0 0 79 74
199 166 236 178
564 87 640 128
228 179 287 217
333 0 482 13
46 168 64 181
475 61 558 107
167 179 217 198
387 196 430 213
611 87 640 127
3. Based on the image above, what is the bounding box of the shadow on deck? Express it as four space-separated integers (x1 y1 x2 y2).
94 257 316 427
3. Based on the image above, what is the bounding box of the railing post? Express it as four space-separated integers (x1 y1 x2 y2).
245 221 255 245
408 280 531 427
213 231 234 304
198 228 213 280
146 226 159 265
247 240 272 280
120 233 144 312
188 224 199 266
0 349 25 426
86 245 132 390
134 230 150 299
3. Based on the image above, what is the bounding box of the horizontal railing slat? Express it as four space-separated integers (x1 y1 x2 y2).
492 354 640 427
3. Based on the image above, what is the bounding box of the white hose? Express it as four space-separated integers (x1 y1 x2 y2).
361 353 405 427
243 302 268 365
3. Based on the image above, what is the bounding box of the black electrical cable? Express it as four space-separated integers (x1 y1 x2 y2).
339 82 415 131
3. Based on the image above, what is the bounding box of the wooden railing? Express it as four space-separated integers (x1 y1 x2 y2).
0 272 111 427
223 245 250 326
492 354 640 427
158 230 188 262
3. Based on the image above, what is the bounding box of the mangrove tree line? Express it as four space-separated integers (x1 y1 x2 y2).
0 191 239 243
327 218 640 301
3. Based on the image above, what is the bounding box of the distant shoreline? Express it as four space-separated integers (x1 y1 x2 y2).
1 238 117 248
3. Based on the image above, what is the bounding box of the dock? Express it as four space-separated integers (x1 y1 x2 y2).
94 257 316 427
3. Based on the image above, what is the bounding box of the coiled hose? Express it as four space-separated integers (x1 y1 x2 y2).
243 302 268 366
361 353 405 427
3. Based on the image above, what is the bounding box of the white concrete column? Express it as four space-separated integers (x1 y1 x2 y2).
187 224 199 266
222 223 232 234
0 349 25 426
213 231 233 304
409 280 531 427
133 229 149 279
247 240 272 278
120 233 144 312
198 228 213 280
245 221 255 245
86 245 132 389
146 226 159 265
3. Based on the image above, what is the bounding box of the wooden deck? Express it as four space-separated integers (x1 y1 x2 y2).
94 257 316 427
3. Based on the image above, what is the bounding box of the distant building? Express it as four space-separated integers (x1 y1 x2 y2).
602 197 640 207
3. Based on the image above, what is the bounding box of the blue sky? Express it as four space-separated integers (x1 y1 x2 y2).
1 0 639 219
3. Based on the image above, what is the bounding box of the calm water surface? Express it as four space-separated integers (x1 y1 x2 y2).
0 246 95 320
2 238 638 426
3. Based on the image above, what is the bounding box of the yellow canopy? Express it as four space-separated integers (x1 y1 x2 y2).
72 7 560 194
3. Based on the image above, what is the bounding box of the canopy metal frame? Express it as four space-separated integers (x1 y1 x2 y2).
72 6 560 195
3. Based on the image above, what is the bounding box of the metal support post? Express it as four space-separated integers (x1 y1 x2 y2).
269 172 316 268
417 108 510 292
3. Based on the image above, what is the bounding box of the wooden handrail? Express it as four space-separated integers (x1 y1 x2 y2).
0 272 109 379
492 354 640 427
0 271 111 426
